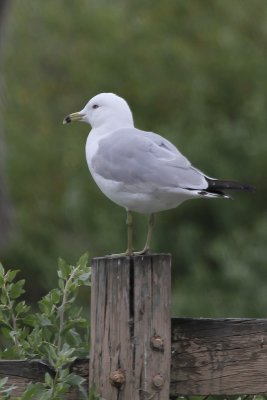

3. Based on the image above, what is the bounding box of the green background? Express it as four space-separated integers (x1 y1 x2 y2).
1 0 266 316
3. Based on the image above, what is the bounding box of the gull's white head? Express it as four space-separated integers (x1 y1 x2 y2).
63 93 134 129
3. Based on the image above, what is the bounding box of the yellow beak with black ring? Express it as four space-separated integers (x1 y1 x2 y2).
63 112 85 124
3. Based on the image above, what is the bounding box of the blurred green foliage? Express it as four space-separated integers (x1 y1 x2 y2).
1 0 267 316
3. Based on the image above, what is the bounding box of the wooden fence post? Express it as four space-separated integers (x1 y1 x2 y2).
89 254 171 400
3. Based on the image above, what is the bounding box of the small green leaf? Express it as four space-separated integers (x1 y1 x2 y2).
39 388 53 400
0 263 5 276
21 382 45 399
9 279 25 299
59 343 76 358
6 269 20 283
44 372 53 387
0 294 7 305
77 252 89 268
65 372 86 386
23 314 37 327
0 377 8 387
64 329 81 347
58 258 71 279
50 288 61 304
37 315 52 327
1 327 11 339
78 271 91 283
46 344 58 366
38 297 54 315
58 278 64 291
15 301 30 315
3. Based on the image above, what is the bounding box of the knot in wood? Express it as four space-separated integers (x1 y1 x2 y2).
152 374 164 390
109 369 125 388
150 335 164 352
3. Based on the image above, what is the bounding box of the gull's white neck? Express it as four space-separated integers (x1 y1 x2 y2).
90 117 134 140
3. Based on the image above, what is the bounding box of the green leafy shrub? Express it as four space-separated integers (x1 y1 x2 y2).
0 253 91 399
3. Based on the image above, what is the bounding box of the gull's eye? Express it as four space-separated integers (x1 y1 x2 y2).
92 104 99 109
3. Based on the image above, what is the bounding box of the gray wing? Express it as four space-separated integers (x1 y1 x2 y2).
91 128 208 190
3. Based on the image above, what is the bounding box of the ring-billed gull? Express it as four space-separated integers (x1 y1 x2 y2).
63 93 254 256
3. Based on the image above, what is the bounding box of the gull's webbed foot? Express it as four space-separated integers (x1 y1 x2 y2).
133 247 150 256
105 247 134 258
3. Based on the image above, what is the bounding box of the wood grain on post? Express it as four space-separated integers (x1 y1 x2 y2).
89 254 171 400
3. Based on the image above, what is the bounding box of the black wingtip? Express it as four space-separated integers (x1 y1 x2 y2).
207 179 255 193
242 184 256 192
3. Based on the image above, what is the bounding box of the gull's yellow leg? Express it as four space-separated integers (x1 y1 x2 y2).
107 210 134 258
134 213 155 256
125 210 134 255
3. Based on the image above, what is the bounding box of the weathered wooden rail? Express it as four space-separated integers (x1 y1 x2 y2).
1 255 267 398
1 318 267 398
